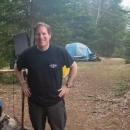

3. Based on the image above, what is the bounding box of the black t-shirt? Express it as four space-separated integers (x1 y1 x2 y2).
17 44 74 106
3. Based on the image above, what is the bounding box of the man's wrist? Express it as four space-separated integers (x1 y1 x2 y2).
66 83 71 88
19 80 26 85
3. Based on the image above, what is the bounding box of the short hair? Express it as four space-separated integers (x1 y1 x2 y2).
33 22 52 35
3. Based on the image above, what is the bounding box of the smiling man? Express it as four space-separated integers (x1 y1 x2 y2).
14 22 77 130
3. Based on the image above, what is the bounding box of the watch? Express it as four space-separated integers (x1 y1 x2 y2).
66 83 71 88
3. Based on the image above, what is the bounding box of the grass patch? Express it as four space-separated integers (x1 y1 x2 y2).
0 73 17 84
111 80 130 96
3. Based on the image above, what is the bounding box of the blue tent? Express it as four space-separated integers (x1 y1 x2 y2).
65 42 92 61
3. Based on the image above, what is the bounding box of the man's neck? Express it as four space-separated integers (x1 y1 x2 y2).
37 44 50 51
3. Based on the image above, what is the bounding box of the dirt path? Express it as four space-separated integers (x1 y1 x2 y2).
0 58 130 130
65 58 130 130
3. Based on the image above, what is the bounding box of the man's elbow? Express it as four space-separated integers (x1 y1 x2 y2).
70 61 77 70
14 64 19 76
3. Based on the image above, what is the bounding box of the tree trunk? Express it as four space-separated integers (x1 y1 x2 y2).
30 0 35 47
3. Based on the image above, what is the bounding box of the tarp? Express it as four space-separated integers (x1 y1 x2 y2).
62 66 70 79
65 42 92 61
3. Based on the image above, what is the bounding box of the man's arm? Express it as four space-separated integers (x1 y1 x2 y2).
58 61 77 97
14 63 25 83
14 63 31 97
66 61 77 86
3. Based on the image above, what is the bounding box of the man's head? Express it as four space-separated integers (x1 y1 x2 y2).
33 22 52 35
33 22 52 51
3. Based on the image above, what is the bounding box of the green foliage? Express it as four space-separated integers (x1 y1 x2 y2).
92 0 126 56
0 0 129 69
111 47 125 58
0 37 13 68
123 32 130 64
125 57 130 64
0 0 31 68
38 0 99 47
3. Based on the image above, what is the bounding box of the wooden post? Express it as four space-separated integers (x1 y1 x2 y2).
21 70 27 130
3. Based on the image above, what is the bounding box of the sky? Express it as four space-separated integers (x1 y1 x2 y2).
121 0 130 6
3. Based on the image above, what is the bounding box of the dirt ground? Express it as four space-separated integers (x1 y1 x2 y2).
0 58 130 130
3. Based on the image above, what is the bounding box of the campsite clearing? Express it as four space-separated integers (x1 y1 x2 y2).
0 58 130 130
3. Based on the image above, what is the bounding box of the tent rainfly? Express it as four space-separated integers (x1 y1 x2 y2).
65 42 92 61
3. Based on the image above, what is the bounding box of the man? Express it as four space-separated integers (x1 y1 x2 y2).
14 22 77 130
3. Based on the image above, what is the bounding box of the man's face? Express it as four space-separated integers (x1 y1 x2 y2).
35 26 51 48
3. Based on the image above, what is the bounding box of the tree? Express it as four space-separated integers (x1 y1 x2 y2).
89 0 126 56
0 0 31 68
0 0 128 69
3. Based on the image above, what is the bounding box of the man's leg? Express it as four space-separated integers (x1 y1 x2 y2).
28 99 46 130
47 99 66 130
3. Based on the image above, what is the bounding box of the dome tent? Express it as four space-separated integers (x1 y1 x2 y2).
65 42 92 61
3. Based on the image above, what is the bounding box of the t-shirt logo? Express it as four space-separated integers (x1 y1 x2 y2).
49 64 57 68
